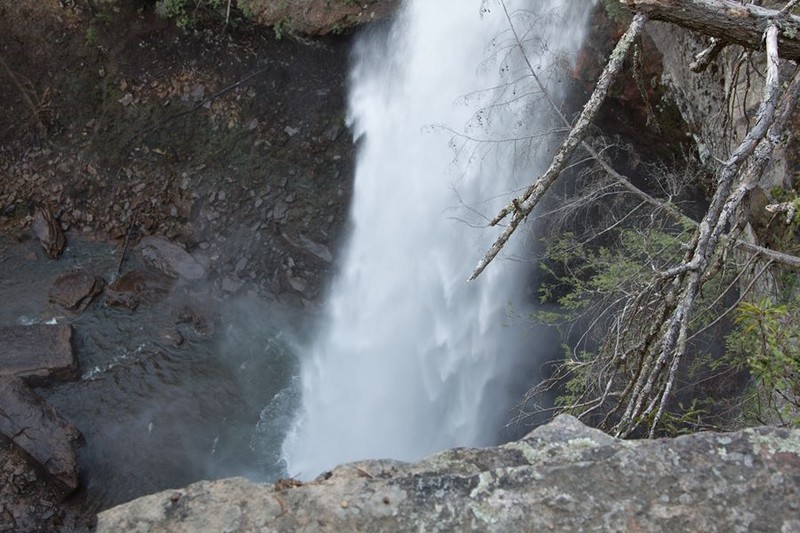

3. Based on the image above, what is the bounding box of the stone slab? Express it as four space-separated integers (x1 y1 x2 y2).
0 376 81 496
97 415 800 532
0 324 77 385
49 270 105 313
139 236 205 281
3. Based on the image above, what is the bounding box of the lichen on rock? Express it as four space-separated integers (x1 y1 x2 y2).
97 415 800 532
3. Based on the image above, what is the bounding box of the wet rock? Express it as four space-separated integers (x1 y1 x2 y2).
31 207 66 259
221 276 243 295
282 232 332 263
0 376 81 496
48 270 105 313
157 328 184 348
171 295 219 338
97 415 800 532
139 236 206 281
287 276 308 295
269 201 288 222
106 270 173 310
0 324 77 385
0 440 85 532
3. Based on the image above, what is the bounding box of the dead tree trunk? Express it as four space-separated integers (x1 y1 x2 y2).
474 0 800 436
625 0 800 61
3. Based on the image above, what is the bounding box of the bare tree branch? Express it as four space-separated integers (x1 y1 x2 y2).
468 12 648 281
690 38 727 73
489 2 800 437
620 23 800 438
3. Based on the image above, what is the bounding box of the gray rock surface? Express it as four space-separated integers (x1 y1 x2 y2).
283 232 333 264
139 236 206 281
0 376 81 495
647 21 788 192
97 415 800 532
0 324 76 384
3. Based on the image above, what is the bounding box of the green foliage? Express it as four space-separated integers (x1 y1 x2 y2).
601 0 632 23
530 191 773 435
85 26 98 46
727 292 800 426
552 348 594 411
154 0 226 29
538 226 687 313
539 213 800 431
533 223 692 421
273 18 288 40
331 22 346 35
655 399 709 436
240 4 254 19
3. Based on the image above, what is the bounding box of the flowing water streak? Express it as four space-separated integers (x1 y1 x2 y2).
282 0 593 478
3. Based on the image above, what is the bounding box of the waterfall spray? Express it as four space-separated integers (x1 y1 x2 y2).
282 0 593 479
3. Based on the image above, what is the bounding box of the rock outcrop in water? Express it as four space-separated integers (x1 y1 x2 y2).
0 376 82 495
0 324 76 385
97 415 800 531
49 270 105 313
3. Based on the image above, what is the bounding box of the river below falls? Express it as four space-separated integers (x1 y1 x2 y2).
0 234 303 509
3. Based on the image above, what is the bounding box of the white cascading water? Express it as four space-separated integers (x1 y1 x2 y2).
282 0 593 478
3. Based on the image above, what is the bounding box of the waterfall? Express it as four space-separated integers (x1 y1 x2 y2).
282 0 593 479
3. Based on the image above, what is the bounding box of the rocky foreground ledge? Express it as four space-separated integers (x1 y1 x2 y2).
98 415 800 532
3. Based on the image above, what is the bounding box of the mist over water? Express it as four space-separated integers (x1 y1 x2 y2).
282 0 593 479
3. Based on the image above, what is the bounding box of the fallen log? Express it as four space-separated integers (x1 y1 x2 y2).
624 0 800 61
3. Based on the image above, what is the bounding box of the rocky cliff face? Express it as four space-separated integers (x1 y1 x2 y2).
646 19 796 199
97 415 800 531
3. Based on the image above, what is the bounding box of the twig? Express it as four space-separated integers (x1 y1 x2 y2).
781 0 800 15
690 38 727 73
0 54 46 133
115 209 138 276
355 467 374 479
765 200 799 224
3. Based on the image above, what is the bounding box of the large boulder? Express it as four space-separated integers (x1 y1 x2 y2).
96 415 800 531
0 324 77 384
0 376 81 496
